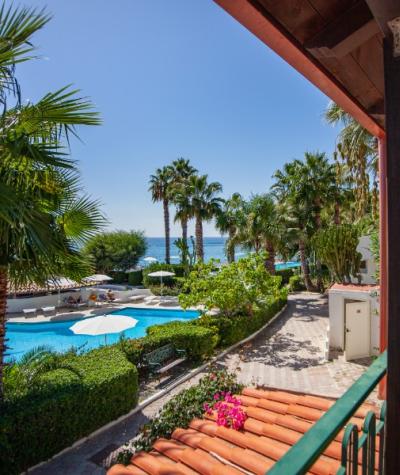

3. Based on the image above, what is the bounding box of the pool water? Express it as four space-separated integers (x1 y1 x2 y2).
6 307 199 361
275 261 301 271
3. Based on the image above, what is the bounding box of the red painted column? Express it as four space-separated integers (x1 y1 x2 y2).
378 137 387 400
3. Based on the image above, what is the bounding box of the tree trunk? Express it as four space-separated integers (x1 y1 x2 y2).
299 239 314 291
195 214 204 262
334 201 341 225
264 241 275 274
163 199 170 264
0 266 8 399
181 217 188 247
314 206 323 292
227 228 235 264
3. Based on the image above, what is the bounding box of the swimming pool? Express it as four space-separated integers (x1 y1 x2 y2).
6 307 199 361
275 261 301 271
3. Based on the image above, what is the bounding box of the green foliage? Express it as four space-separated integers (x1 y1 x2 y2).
179 253 284 317
119 321 217 366
370 229 379 282
110 270 128 284
275 268 295 285
1 347 138 474
288 275 305 292
82 230 147 273
312 224 362 284
195 296 287 347
128 269 143 286
116 370 242 462
149 284 181 296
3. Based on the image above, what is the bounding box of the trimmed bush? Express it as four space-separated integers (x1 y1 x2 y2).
143 263 185 287
275 268 294 285
0 347 139 474
128 269 143 286
120 322 218 366
195 296 287 347
110 270 128 284
288 275 305 291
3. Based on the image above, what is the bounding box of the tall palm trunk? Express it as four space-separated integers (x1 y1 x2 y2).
181 217 188 247
264 241 275 274
0 266 8 398
195 214 204 261
299 239 314 291
163 199 170 264
334 201 341 225
315 206 323 292
227 228 235 263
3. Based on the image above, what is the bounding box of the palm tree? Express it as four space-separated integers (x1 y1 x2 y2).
272 161 316 291
187 175 222 261
237 194 281 274
170 158 198 246
149 166 173 264
325 102 378 219
0 4 103 397
215 193 244 263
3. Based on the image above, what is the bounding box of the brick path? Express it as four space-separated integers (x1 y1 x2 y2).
29 292 378 475
219 293 377 400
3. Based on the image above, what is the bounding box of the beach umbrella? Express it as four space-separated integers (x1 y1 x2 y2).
83 274 113 283
147 270 175 295
70 315 138 344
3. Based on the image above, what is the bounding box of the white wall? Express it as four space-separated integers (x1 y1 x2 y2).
351 235 377 285
328 288 379 356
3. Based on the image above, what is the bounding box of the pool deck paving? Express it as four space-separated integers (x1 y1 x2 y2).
28 292 378 475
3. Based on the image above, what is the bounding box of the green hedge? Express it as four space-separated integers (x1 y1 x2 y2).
275 268 295 285
110 271 128 284
119 322 218 366
288 274 305 291
0 347 139 474
142 263 185 287
128 269 143 286
195 297 287 347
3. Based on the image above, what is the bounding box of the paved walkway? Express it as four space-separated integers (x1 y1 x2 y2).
29 293 378 475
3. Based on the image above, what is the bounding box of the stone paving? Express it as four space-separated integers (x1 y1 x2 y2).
29 292 379 475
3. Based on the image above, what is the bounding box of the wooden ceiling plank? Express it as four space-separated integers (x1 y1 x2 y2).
351 35 385 95
304 1 373 49
214 0 385 137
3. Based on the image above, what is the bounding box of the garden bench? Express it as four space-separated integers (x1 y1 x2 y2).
142 344 186 375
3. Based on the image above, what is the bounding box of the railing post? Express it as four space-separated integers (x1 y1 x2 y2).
383 31 400 474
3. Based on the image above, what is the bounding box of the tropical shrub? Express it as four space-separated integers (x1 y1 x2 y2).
128 269 143 286
110 270 128 284
195 296 287 347
288 275 305 292
1 347 138 474
82 230 147 273
179 253 283 316
149 285 181 296
275 268 295 285
115 370 242 463
312 224 362 284
119 322 217 366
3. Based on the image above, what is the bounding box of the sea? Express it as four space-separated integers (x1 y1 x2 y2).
141 236 242 264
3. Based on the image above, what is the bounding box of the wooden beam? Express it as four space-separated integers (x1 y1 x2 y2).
365 0 400 36
383 34 400 473
214 0 385 138
305 1 379 58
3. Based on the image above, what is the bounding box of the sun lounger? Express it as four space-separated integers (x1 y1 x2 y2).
23 308 37 318
42 306 56 316
144 296 160 305
129 295 145 303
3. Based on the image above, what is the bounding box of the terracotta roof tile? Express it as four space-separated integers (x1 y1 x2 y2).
107 388 381 475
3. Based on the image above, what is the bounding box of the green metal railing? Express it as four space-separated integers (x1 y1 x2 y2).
267 351 387 475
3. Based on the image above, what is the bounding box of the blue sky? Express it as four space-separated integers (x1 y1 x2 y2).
20 0 339 236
